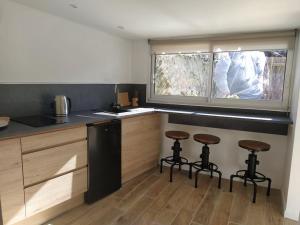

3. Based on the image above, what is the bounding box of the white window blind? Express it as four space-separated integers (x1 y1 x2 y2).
149 30 296 53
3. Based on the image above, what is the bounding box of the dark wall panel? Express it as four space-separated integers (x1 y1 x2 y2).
0 84 146 117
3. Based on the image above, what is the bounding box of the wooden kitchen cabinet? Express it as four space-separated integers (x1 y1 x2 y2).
21 126 88 218
122 113 161 183
24 167 88 217
0 125 88 225
0 139 26 225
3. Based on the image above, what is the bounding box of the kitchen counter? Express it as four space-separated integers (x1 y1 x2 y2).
0 106 291 140
155 108 291 124
155 107 291 135
0 109 157 141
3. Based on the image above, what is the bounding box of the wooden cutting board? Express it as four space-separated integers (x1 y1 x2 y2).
118 92 131 107
0 117 10 128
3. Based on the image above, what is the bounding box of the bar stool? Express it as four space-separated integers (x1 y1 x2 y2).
160 131 190 182
230 140 272 203
189 134 222 188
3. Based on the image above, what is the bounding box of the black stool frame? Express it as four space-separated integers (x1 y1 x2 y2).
230 151 272 203
160 139 190 182
189 144 222 188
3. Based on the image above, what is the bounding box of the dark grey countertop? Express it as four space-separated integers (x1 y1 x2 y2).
0 113 109 141
0 107 292 140
0 109 158 141
155 108 292 124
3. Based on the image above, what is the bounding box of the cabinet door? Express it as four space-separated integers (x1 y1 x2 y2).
21 126 87 153
23 140 87 186
0 139 25 225
122 113 161 182
25 168 87 217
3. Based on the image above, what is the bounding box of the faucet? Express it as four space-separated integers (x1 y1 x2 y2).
114 84 118 105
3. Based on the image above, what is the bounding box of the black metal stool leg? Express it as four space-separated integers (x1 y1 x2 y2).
244 176 247 186
266 178 272 196
170 163 176 182
250 180 257 203
160 158 164 173
189 163 193 179
216 171 222 189
178 163 182 171
210 169 213 178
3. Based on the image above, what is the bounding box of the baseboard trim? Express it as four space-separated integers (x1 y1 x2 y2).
281 190 287 216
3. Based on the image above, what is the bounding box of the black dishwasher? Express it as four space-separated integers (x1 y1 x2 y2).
85 119 121 204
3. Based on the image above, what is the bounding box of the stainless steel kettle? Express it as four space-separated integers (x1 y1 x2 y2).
54 95 71 116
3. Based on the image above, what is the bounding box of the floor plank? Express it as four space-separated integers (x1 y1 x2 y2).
192 186 221 225
132 209 158 225
172 175 211 225
245 186 267 225
113 195 153 225
264 189 285 225
117 174 158 210
229 182 251 224
209 192 233 225
114 168 157 199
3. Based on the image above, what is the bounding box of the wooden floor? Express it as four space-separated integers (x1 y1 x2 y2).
45 168 297 225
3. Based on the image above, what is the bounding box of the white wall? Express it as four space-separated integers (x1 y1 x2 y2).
283 32 300 221
0 0 133 84
131 40 150 84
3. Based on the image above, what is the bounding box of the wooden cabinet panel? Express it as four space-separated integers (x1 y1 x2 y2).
23 140 87 186
25 168 87 217
21 126 87 153
0 139 26 225
122 113 161 183
13 195 84 225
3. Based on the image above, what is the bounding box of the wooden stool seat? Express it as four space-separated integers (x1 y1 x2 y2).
239 140 270 152
165 131 189 140
193 134 220 145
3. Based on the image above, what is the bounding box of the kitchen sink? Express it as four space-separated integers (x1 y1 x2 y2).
93 108 155 117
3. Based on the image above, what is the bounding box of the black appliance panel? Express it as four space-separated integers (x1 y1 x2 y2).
85 119 121 204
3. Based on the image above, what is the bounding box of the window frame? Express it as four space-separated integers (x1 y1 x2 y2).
147 49 294 111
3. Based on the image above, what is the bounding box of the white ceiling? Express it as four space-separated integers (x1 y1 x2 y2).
12 0 300 39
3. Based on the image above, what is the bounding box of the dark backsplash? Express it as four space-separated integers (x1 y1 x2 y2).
0 84 146 117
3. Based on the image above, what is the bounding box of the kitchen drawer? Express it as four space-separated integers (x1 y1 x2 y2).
21 126 87 153
25 167 87 217
23 140 87 186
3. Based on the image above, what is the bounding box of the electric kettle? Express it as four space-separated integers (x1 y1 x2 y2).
54 95 71 116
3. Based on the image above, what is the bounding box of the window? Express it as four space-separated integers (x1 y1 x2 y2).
154 53 211 97
149 31 295 110
212 50 287 101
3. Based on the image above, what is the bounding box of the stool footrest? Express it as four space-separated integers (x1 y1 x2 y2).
189 161 222 189
160 137 190 182
230 169 272 203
